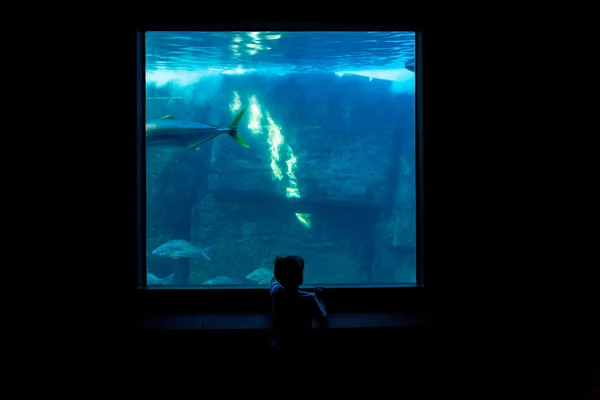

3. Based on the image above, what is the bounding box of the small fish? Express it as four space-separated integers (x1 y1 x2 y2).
202 276 241 285
246 267 274 284
152 239 212 260
146 107 250 150
295 213 312 228
147 272 175 285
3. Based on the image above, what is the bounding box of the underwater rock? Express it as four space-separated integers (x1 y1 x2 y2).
190 193 371 285
369 105 417 283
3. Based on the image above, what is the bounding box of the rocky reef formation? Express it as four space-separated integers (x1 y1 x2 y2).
146 72 416 285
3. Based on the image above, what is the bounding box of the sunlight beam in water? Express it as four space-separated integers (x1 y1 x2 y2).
265 114 301 198
247 96 263 134
285 147 300 199
266 112 284 181
230 91 241 113
230 92 304 198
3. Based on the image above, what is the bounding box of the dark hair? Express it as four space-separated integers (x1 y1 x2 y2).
273 255 305 289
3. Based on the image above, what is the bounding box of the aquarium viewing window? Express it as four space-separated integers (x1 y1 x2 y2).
140 30 421 289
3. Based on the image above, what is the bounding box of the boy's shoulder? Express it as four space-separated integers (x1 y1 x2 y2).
270 278 283 295
270 279 315 299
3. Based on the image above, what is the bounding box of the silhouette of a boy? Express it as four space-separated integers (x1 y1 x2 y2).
270 255 328 352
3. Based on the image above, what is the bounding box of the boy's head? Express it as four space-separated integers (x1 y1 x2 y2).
273 255 304 290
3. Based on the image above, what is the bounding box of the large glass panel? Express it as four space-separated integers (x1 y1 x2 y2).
145 31 417 287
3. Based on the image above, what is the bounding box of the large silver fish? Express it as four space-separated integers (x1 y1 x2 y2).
147 272 175 285
152 239 212 261
246 267 273 284
145 107 249 150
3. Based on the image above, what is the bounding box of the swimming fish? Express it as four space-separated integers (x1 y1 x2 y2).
152 239 212 260
202 276 241 285
146 107 249 150
147 272 175 285
245 267 274 284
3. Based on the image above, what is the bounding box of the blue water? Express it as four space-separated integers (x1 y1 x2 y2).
146 31 414 72
145 31 417 287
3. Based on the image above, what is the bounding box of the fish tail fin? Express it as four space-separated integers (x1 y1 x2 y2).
227 107 250 148
164 272 175 284
200 247 212 261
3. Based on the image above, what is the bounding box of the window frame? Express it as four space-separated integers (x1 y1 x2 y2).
135 27 425 314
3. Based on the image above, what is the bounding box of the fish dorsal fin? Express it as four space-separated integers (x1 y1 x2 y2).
160 115 174 120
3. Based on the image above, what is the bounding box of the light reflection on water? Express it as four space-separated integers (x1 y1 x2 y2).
145 31 415 73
